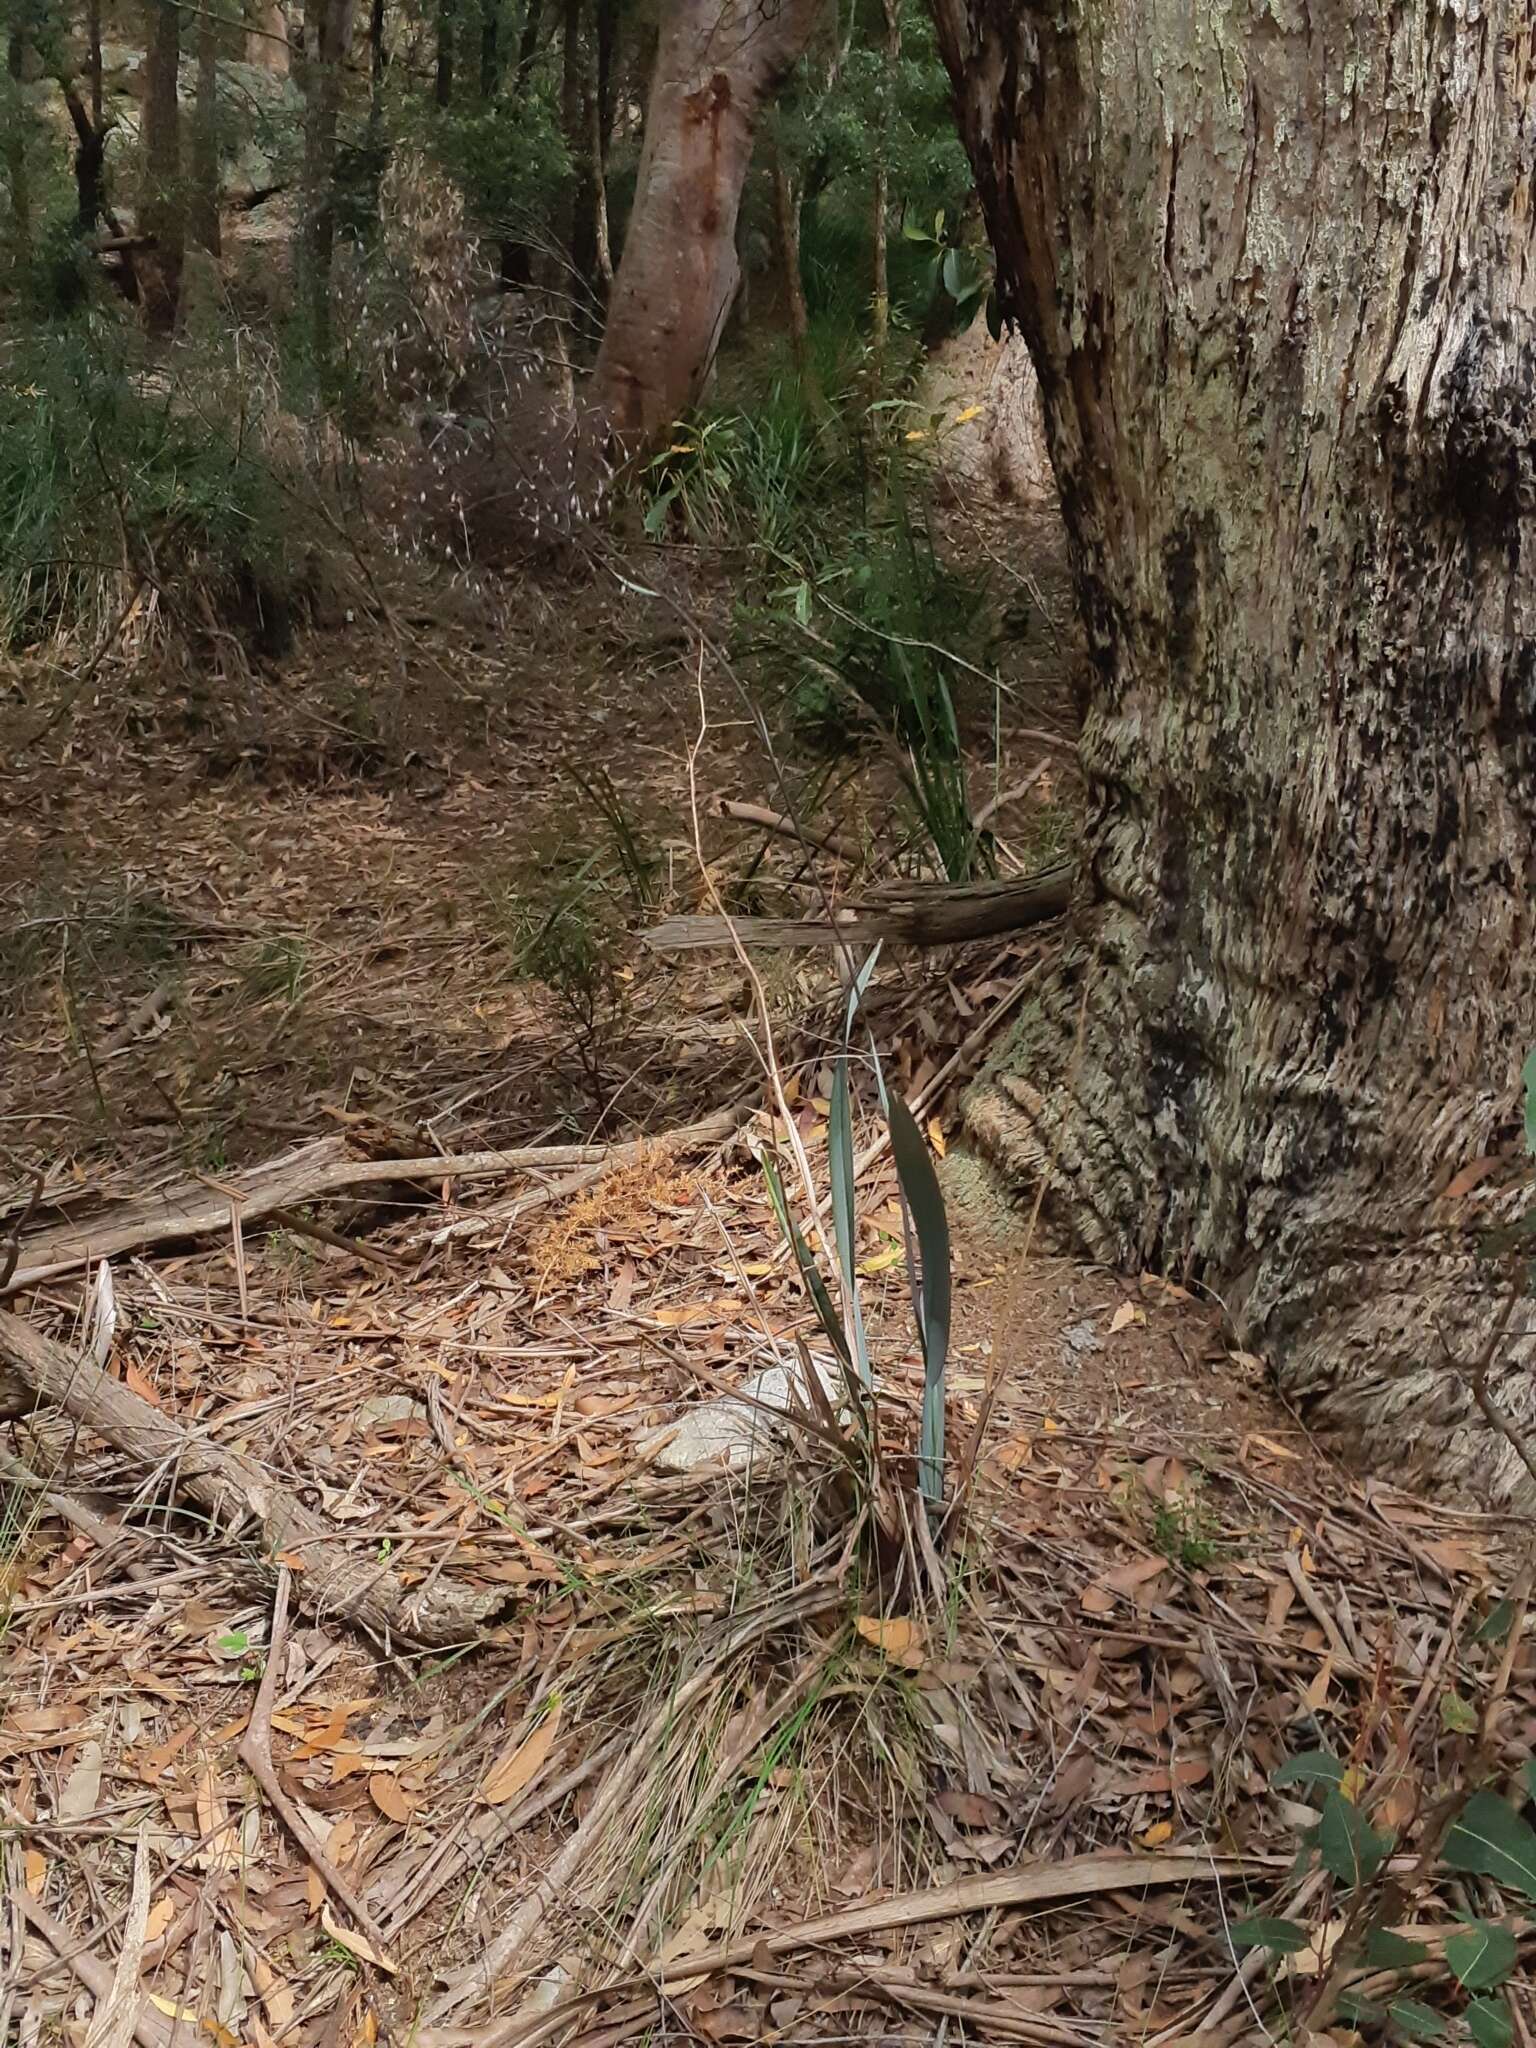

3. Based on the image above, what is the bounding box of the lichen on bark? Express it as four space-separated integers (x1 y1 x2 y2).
936 0 1536 1499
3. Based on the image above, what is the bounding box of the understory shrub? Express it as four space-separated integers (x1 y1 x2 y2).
0 313 313 654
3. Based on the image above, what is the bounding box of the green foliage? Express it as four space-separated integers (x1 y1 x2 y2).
1317 1786 1389 1886
564 764 660 915
1231 1916 1310 1955
759 976 952 1517
767 496 994 881
769 3 974 338
1248 1715 1534 2042
641 393 842 553
0 316 300 651
1150 1484 1221 1569
411 82 569 243
1443 1790 1536 1896
1445 1922 1518 1991
491 876 628 1114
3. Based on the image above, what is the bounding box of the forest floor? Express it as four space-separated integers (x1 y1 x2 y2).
2 504 1533 2048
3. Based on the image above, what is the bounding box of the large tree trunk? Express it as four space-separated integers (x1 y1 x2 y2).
935 0 1536 1499
138 0 183 333
588 0 823 443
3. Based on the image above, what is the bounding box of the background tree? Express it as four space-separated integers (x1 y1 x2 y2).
934 0 1536 1493
137 0 183 330
589 0 824 441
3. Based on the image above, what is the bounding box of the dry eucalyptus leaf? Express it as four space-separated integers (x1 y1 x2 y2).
58 1741 102 1822
480 1701 561 1806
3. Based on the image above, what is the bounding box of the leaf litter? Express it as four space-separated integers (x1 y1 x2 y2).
2 620 1533 2048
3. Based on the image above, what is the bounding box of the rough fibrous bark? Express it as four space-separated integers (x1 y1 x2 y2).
589 0 823 442
934 0 1536 1497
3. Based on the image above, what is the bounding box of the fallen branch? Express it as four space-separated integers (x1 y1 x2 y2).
644 864 1072 952
0 1306 505 1648
423 1850 1266 2048
4 1112 739 1294
13 1891 172 2048
712 797 854 862
239 1570 398 1968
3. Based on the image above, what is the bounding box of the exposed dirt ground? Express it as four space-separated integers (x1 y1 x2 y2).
4 526 1534 2048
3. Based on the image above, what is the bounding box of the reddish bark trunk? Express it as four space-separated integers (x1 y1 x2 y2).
589 0 823 443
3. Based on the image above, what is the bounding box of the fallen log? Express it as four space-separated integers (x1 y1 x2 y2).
0 1306 505 1647
644 863 1073 952
3 1111 739 1295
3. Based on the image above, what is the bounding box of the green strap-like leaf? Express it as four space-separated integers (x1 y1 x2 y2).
828 1055 871 1387
887 1092 950 1508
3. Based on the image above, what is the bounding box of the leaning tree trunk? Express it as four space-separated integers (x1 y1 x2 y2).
934 0 1536 1499
588 0 823 443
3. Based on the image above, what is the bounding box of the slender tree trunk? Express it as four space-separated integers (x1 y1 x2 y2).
435 0 454 105
82 0 105 226
769 139 809 373
247 0 291 75
298 0 354 368
561 0 589 285
189 12 221 256
869 0 898 378
138 0 184 333
589 0 824 444
513 0 542 84
61 77 107 235
478 0 498 97
936 0 1536 1501
6 25 31 265
589 0 613 288
496 0 543 283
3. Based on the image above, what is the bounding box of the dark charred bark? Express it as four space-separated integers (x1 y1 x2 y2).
298 0 354 367
935 0 1536 1500
61 78 107 235
138 0 183 332
6 24 30 263
435 0 454 105
589 0 824 444
478 0 499 97
496 0 545 286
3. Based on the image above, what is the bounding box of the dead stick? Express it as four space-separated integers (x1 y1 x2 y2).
6 1111 738 1293
0 1306 504 1647
712 797 853 861
239 1570 397 1965
12 1892 173 2048
424 1850 1271 2048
